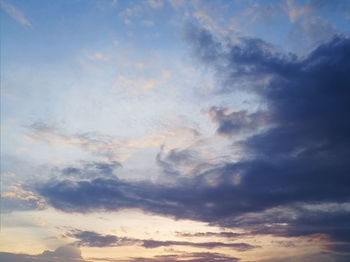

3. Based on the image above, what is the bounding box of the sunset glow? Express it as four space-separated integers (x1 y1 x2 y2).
1 1 350 261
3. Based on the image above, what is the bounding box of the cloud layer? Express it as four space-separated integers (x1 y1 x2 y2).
69 230 256 251
33 26 350 260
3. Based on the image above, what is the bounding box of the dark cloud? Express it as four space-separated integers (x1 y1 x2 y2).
128 252 239 262
108 252 239 262
70 230 256 251
70 230 122 247
178 231 244 238
205 106 268 136
61 161 121 180
37 26 350 258
0 245 89 262
141 239 255 251
226 205 350 250
252 251 350 262
186 26 350 246
156 146 202 176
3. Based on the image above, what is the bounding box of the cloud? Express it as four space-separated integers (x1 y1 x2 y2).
36 26 350 258
92 252 239 262
141 239 254 250
184 25 350 252
2 182 46 213
254 251 350 262
71 230 127 247
178 231 244 238
69 230 256 251
61 161 121 180
0 245 89 262
27 120 201 163
28 122 126 161
156 146 203 176
0 1 31 26
205 106 269 136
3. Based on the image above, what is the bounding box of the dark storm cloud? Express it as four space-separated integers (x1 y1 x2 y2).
70 230 256 251
38 26 350 255
185 26 350 249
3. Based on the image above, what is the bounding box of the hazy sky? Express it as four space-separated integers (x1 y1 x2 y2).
1 1 350 262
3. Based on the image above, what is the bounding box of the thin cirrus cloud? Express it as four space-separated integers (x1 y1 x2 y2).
0 1 31 26
33 25 350 260
27 121 200 163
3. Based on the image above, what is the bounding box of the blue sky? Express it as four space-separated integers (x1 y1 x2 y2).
1 1 350 262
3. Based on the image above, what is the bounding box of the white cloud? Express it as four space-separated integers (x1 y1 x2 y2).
0 1 31 26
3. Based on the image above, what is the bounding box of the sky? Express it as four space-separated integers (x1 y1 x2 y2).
1 0 350 261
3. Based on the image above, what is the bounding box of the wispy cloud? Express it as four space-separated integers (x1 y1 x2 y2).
27 121 201 163
0 1 31 26
69 230 257 251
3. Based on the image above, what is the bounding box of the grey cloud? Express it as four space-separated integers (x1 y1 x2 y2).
70 230 256 251
61 161 121 180
156 146 200 176
109 252 239 262
142 239 255 251
206 106 268 136
178 231 244 238
0 245 89 262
